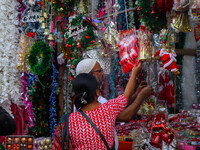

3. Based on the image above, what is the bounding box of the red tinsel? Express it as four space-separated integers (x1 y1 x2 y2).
156 0 174 12
158 71 175 107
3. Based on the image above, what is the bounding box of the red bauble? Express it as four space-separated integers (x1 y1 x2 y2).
85 35 90 39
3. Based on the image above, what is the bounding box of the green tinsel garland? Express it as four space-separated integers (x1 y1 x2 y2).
52 0 76 16
28 41 53 75
27 69 52 137
137 0 167 33
64 14 96 51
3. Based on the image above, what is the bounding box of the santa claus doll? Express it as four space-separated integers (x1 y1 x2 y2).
153 48 180 75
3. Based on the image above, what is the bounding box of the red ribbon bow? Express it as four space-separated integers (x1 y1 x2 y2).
147 114 175 148
27 32 36 38
38 1 44 7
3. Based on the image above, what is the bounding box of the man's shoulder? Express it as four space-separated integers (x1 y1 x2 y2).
98 96 108 104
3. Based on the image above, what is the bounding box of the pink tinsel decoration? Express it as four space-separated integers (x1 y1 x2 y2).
21 73 35 127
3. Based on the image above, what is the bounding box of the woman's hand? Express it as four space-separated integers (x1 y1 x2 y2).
135 81 148 95
138 86 154 102
132 62 142 75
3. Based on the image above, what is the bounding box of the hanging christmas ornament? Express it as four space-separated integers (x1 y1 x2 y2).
21 0 46 40
104 21 120 52
113 0 120 12
138 26 152 61
59 7 64 12
43 10 48 18
194 24 200 42
52 0 76 16
62 46 71 60
48 1 54 41
41 21 46 28
172 0 191 32
44 27 49 35
52 0 56 5
118 28 139 73
190 0 200 22
16 33 33 72
153 48 180 75
77 0 88 14
172 11 191 32
40 15 45 22
48 32 54 40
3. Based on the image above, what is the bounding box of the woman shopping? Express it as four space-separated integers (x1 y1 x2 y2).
53 62 153 150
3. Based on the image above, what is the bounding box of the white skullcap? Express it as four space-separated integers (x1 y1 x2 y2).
76 58 97 75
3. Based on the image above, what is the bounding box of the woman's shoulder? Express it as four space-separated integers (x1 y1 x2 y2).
107 94 126 102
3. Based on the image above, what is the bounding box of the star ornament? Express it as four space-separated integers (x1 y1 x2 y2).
98 8 104 18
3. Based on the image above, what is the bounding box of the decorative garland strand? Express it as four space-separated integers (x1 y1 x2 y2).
64 65 72 113
117 0 127 30
109 55 117 99
21 72 35 128
128 0 135 29
49 64 59 139
0 0 22 106
27 73 51 137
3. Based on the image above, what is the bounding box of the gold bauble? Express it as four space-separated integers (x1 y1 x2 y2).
60 7 64 12
45 138 51 145
43 145 48 150
52 0 56 4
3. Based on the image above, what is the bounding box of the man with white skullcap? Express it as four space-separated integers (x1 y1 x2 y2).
76 58 105 89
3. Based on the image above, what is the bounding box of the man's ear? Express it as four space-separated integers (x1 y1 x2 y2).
96 89 100 97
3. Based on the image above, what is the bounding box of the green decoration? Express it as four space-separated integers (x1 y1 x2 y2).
64 14 96 51
137 0 167 33
64 14 96 81
0 143 5 150
97 0 103 10
52 0 76 16
27 69 53 137
28 41 53 75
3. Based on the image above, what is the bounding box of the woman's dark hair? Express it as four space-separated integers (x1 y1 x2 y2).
72 73 99 109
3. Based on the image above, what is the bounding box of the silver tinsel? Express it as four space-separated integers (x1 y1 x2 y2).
63 66 72 113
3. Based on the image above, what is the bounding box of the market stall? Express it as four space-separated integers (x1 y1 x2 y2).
0 0 199 149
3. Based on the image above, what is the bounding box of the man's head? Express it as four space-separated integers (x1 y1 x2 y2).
76 58 104 85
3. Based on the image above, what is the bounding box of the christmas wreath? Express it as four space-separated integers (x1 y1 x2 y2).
64 14 96 51
21 0 46 40
137 0 167 34
28 41 53 75
52 0 76 16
